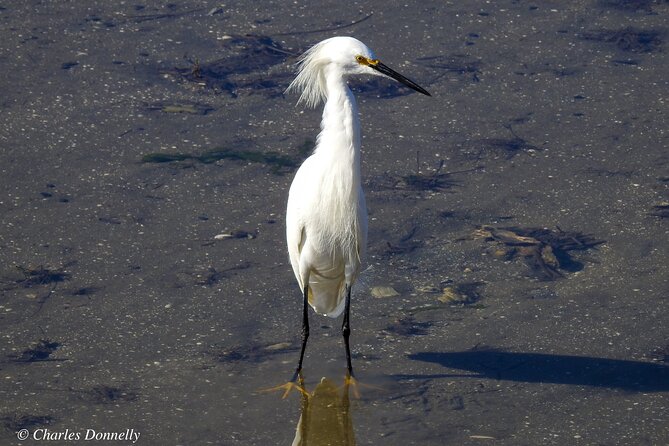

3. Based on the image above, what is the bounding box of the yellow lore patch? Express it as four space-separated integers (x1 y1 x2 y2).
355 55 379 66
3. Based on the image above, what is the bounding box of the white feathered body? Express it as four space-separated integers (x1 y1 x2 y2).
286 45 369 317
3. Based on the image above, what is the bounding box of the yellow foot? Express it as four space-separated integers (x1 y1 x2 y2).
344 374 361 399
259 380 309 399
342 374 384 399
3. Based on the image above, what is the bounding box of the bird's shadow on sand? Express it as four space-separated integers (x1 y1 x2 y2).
399 350 669 392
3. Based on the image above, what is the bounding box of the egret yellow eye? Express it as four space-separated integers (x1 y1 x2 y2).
355 55 366 64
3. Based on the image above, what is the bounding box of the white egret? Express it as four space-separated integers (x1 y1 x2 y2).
285 36 430 382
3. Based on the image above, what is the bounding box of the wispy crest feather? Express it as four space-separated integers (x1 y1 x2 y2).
286 41 329 108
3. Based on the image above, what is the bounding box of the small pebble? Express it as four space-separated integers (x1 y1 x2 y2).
264 342 291 351
438 287 462 303
371 286 399 298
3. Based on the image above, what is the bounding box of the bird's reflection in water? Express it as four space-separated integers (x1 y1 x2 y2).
291 377 356 446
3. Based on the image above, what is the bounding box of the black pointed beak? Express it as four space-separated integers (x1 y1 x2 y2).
371 61 431 96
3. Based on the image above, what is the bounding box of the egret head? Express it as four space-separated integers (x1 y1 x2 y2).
287 36 430 108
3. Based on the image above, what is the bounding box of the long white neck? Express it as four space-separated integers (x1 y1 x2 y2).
314 65 361 184
308 64 363 255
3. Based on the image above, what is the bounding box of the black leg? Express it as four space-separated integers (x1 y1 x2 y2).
342 284 353 376
294 284 310 380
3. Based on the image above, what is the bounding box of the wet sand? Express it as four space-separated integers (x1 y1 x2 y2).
1 1 668 445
